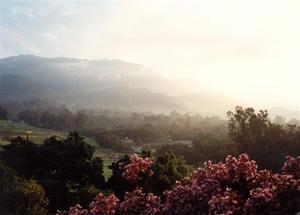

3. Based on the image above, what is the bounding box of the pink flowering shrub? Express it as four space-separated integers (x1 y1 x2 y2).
208 188 242 214
58 154 300 215
160 154 300 214
116 188 160 215
120 154 153 183
282 156 300 178
89 193 119 215
57 204 88 215
57 193 118 215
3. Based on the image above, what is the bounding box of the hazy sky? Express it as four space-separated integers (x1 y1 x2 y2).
1 0 300 109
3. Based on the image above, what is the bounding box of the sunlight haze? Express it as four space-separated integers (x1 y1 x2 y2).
1 0 300 110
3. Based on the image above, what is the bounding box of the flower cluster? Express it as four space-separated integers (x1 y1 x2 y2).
161 154 299 214
117 188 160 215
208 188 242 215
89 193 119 215
58 154 300 215
57 204 88 215
120 154 153 183
282 155 300 178
57 193 118 215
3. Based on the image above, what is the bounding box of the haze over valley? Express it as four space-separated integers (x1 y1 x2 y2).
0 54 240 117
1 54 299 119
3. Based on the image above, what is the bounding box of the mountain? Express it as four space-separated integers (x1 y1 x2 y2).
0 74 52 102
0 55 186 112
0 55 165 92
0 55 237 115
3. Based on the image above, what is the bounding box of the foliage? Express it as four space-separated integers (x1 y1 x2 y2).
155 123 233 167
0 132 105 213
120 154 153 183
227 106 300 170
58 154 300 215
16 179 48 215
95 130 128 151
1 136 40 178
116 188 160 215
282 155 300 179
0 106 8 120
0 162 48 215
106 155 136 198
74 186 100 209
227 106 269 150
108 152 190 197
57 193 119 215
149 151 191 194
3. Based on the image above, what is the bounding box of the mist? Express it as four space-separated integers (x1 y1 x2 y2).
1 0 300 116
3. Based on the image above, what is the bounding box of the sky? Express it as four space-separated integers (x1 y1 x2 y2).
1 0 300 110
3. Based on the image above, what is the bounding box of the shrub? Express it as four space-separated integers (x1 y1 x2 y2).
58 154 300 215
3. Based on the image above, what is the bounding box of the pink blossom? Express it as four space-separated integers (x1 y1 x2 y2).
121 154 153 183
58 154 300 215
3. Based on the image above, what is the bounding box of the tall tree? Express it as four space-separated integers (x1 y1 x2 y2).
149 151 190 194
0 106 8 120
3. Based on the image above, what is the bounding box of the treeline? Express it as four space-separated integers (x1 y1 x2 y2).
1 101 230 152
1 99 226 131
16 108 225 131
157 106 300 171
14 107 229 153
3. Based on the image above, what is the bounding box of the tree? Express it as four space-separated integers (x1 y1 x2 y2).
149 151 190 194
74 185 100 209
227 106 300 171
40 111 56 128
273 115 286 125
107 155 134 198
227 106 269 152
88 157 105 189
0 106 8 120
1 136 39 178
16 179 48 215
96 130 119 148
74 112 89 130
38 132 102 185
0 161 19 213
0 162 48 215
1 132 105 213
18 110 42 127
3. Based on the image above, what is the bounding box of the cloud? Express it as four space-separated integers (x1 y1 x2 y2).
8 6 35 19
0 27 40 55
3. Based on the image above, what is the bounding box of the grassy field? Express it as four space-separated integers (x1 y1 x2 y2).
0 120 119 180
0 120 67 145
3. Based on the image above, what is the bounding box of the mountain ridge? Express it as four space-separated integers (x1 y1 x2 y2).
0 55 238 116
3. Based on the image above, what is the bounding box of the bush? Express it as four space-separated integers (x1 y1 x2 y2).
59 154 300 215
0 162 48 215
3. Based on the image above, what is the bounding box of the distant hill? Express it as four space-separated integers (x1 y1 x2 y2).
0 55 164 92
0 55 238 115
0 74 51 102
